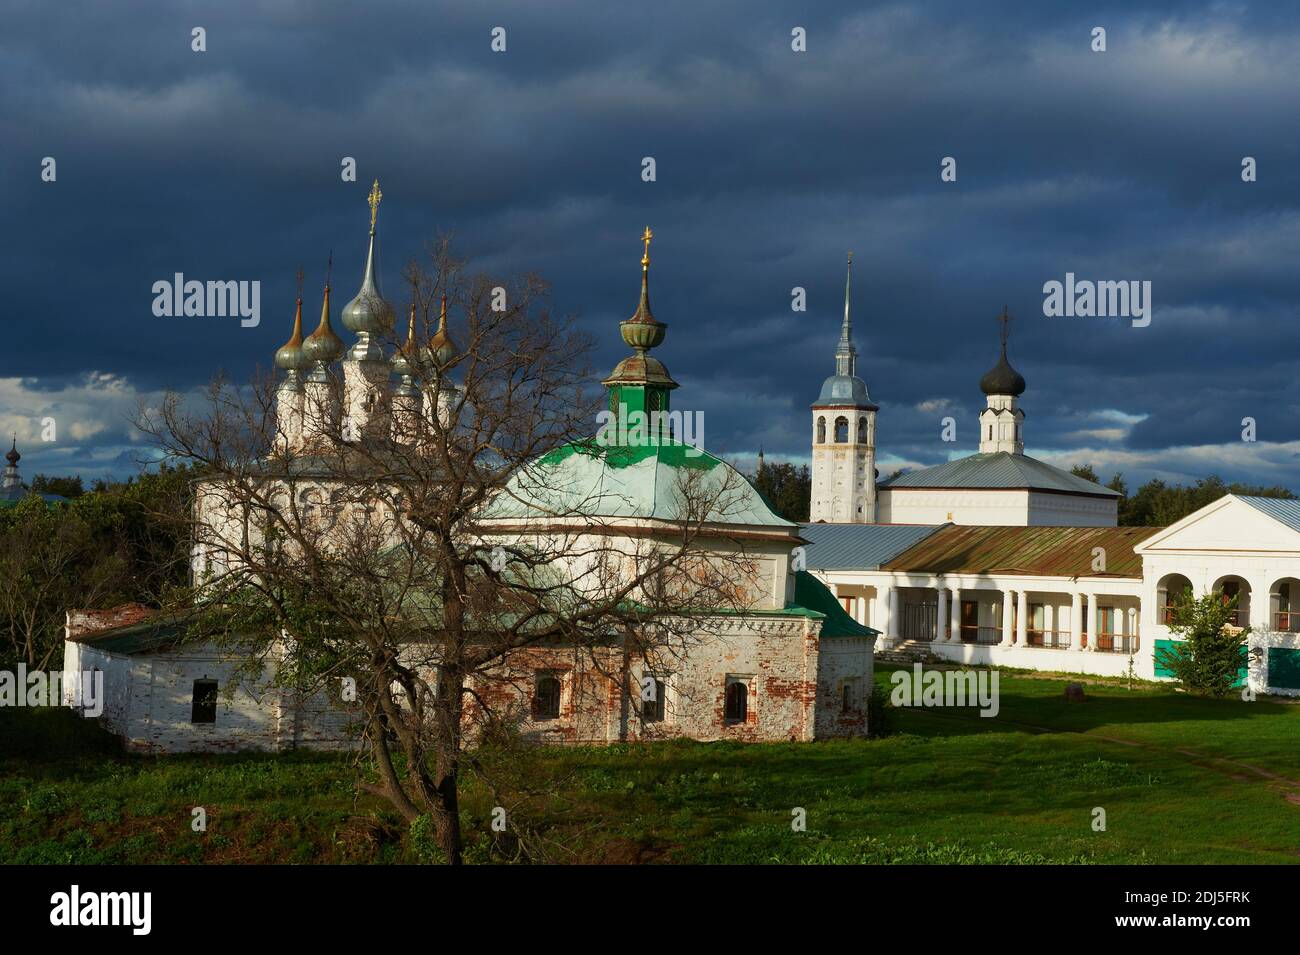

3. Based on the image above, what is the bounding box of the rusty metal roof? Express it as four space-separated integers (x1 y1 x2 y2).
882 524 1163 578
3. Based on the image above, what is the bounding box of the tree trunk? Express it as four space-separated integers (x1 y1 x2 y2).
429 667 465 865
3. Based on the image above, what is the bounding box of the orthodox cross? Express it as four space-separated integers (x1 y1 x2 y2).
368 179 383 230
641 226 653 269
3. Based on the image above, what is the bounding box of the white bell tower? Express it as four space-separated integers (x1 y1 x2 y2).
810 253 878 523
977 308 1026 455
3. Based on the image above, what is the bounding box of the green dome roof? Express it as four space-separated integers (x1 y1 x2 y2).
483 440 795 528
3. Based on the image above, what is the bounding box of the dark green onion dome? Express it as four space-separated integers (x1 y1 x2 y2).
979 307 1026 396
302 284 345 365
421 294 458 368
603 227 677 391
5 437 18 466
274 297 311 372
619 227 667 351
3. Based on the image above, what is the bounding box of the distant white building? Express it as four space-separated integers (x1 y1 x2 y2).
802 495 1300 697
873 309 1119 527
803 295 1298 696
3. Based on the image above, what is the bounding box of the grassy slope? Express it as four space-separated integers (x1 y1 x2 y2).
1 668 1296 864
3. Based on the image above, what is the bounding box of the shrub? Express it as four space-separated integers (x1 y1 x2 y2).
1157 589 1249 698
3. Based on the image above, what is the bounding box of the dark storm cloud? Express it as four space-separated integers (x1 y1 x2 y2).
3 0 1300 485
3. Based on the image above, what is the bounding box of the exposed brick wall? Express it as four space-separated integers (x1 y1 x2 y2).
67 619 873 752
65 603 156 641
463 616 872 744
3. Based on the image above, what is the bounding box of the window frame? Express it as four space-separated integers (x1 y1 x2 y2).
533 671 563 721
640 673 668 724
724 675 750 725
191 678 219 724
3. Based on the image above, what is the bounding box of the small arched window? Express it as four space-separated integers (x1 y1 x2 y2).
725 680 748 724
816 416 826 444
834 416 849 442
533 672 562 721
857 417 868 443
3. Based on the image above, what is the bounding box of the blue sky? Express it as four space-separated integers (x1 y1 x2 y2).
3 0 1299 488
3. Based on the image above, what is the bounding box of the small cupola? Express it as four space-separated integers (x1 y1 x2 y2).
979 306 1026 397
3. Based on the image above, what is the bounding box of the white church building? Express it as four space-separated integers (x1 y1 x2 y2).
62 198 877 752
802 267 1300 696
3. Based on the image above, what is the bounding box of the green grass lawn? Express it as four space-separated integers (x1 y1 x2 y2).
2 666 1297 864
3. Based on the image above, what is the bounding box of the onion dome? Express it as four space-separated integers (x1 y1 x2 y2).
619 226 667 351
302 283 345 365
341 180 395 358
422 294 458 367
274 297 310 373
5 437 18 466
979 307 1026 397
603 227 677 389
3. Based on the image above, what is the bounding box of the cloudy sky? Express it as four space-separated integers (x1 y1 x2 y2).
3 0 1299 489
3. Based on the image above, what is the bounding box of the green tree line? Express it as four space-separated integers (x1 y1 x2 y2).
1067 466 1294 526
0 466 192 669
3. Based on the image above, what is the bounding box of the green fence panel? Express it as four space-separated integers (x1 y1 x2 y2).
1267 646 1300 690
1153 638 1247 687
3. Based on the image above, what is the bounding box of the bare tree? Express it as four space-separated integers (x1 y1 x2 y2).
136 239 764 864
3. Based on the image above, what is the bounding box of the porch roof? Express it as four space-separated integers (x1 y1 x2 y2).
882 524 1161 578
798 521 945 570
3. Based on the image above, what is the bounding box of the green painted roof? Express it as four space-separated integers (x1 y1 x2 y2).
790 570 878 638
879 451 1119 497
484 439 796 528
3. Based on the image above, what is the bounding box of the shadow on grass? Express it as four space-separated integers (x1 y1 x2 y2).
874 663 1290 736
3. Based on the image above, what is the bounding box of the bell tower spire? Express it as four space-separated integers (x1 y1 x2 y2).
835 252 857 377
809 251 878 523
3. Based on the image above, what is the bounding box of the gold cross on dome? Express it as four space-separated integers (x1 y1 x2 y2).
367 179 383 229
641 226 653 267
